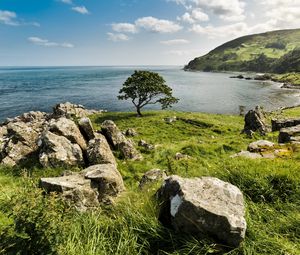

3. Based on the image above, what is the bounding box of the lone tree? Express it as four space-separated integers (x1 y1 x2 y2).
118 70 179 116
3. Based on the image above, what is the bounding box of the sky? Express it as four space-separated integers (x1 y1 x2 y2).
0 0 299 66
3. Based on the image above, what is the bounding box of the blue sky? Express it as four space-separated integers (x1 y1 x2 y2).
0 0 299 66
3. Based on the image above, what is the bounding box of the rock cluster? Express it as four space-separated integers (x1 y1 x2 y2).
271 118 300 132
157 175 246 247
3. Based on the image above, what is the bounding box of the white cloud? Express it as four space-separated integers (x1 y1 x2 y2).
111 23 137 33
135 16 182 33
60 0 73 4
0 10 19 26
164 49 201 56
72 6 90 15
107 32 130 42
160 39 190 45
178 8 209 23
28 37 74 48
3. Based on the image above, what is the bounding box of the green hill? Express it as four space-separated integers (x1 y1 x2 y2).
184 29 300 73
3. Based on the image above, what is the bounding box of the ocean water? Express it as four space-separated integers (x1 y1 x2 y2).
0 66 299 121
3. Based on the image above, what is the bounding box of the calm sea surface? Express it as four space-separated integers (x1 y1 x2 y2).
0 66 299 121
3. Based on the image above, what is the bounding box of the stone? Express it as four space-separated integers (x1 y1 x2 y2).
230 151 262 159
243 106 269 135
278 124 300 143
78 117 95 141
38 131 84 168
49 117 87 151
164 116 177 124
157 176 246 247
53 102 104 119
124 128 138 137
139 169 167 189
83 164 125 204
102 120 142 160
271 118 300 132
254 74 272 81
138 140 155 151
40 174 100 211
247 140 275 152
175 152 192 160
87 133 116 165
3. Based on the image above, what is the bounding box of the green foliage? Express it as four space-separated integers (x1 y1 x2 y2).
118 70 179 116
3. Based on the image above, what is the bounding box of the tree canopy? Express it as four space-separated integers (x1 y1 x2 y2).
118 70 179 116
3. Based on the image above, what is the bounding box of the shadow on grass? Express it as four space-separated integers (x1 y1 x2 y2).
93 112 159 124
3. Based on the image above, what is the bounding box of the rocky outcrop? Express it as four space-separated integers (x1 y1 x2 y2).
272 118 300 132
78 117 95 141
278 125 300 143
38 131 85 168
40 164 125 210
157 176 246 247
87 133 116 165
243 106 269 135
53 102 104 119
102 120 142 160
139 169 167 189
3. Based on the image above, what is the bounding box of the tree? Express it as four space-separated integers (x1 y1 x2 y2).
118 70 179 116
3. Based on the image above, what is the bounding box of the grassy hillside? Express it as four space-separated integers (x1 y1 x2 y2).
185 29 300 73
0 109 300 254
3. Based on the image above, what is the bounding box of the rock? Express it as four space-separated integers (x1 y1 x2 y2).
78 117 95 141
230 151 262 159
53 102 104 119
38 131 85 168
175 152 192 160
157 176 246 247
271 118 300 132
278 125 300 143
139 169 167 189
230 74 244 79
245 77 252 80
138 140 155 151
124 128 138 137
254 74 272 81
102 120 142 160
82 164 125 204
164 116 177 124
243 106 269 135
49 117 87 151
40 174 100 211
247 140 275 152
87 133 116 165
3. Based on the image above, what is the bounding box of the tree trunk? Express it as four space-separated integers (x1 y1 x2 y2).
136 107 142 117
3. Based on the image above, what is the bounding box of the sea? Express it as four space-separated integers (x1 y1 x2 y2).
0 66 299 122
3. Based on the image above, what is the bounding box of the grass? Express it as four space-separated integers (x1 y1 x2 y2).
0 108 300 254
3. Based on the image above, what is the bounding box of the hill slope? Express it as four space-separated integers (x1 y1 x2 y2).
185 29 300 73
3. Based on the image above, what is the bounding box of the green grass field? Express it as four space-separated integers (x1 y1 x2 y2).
0 108 300 255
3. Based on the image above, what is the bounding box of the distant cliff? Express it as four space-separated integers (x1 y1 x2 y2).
185 29 300 73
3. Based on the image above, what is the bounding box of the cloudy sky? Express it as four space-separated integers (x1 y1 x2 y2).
0 0 299 66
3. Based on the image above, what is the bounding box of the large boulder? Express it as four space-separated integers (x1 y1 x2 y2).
247 140 274 152
243 106 269 135
78 117 95 141
53 102 103 119
38 131 85 168
157 176 247 247
87 133 116 165
102 120 142 160
272 118 300 132
49 117 87 151
278 124 300 143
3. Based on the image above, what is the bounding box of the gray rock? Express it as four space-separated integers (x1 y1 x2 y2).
124 128 138 137
87 133 116 165
247 140 274 152
139 169 167 189
138 140 155 151
278 124 300 143
230 151 262 159
49 117 87 151
38 131 84 168
175 152 192 160
78 117 95 141
119 140 143 160
243 106 269 135
164 116 177 124
157 175 246 247
271 118 300 132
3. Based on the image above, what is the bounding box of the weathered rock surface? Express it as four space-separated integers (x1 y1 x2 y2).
38 131 85 168
243 106 269 135
175 152 192 160
87 133 116 165
230 150 263 159
40 164 124 210
49 117 87 151
278 125 300 143
138 140 155 151
157 176 247 247
102 120 142 160
247 140 275 152
124 128 137 137
78 117 95 141
272 118 300 132
139 169 167 189
53 102 104 119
